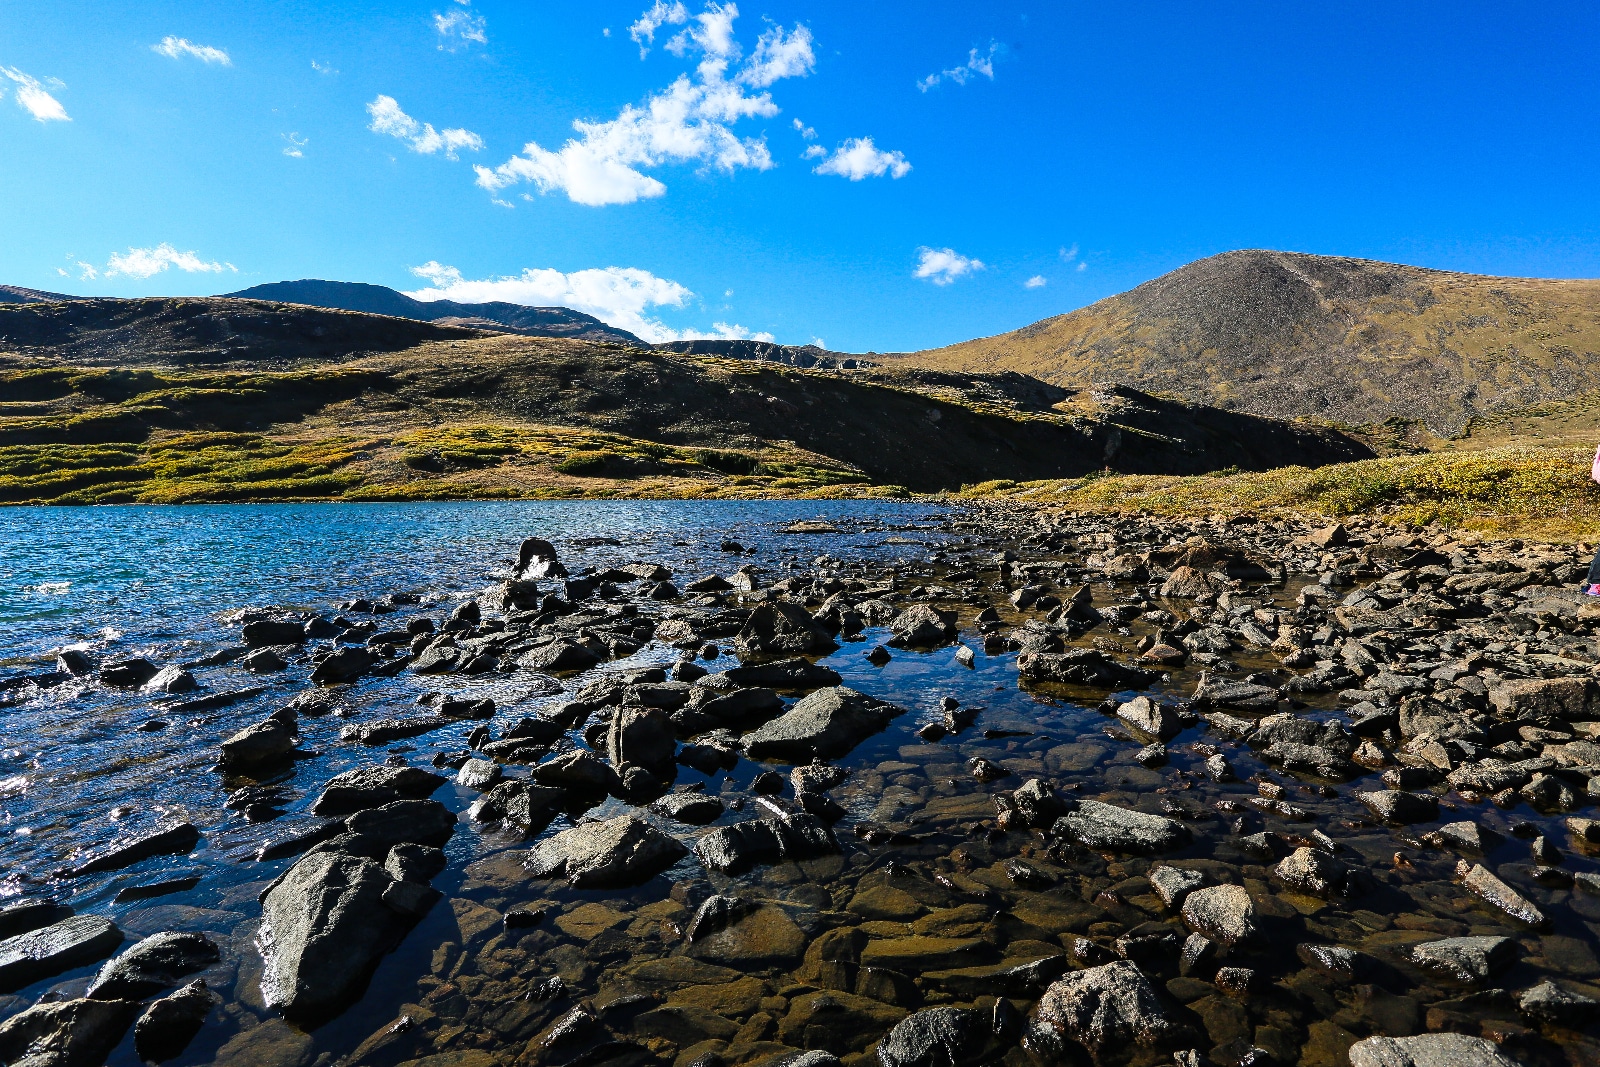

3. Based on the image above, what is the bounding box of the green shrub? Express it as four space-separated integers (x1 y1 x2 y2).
555 451 612 476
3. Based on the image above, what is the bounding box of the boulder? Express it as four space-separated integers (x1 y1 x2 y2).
1410 936 1515 983
62 822 200 877
735 602 838 657
532 750 622 794
651 792 726 824
1488 677 1599 721
310 765 447 816
1181 884 1256 946
455 758 502 792
876 1006 982 1067
242 619 306 646
608 706 677 771
86 931 218 1001
1116 697 1179 740
99 658 159 688
1273 847 1353 898
219 717 296 772
1456 861 1547 926
743 686 907 761
888 605 957 647
524 815 687 887
310 647 374 685
1017 650 1160 689
0 916 124 993
342 799 456 855
1148 866 1205 908
1348 1033 1522 1067
517 640 601 673
1518 979 1599 1025
1052 800 1191 854
134 979 218 1063
1029 959 1174 1054
0 997 141 1067
259 850 439 1023
694 812 840 873
0 900 73 940
1357 790 1439 824
142 666 197 694
1159 566 1214 599
516 537 566 580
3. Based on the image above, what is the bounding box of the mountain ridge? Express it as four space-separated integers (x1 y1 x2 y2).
894 249 1600 435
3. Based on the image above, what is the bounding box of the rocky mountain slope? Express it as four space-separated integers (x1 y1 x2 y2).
897 250 1600 435
0 299 1370 503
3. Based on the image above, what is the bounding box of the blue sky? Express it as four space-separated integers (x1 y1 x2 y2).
2 1 1597 350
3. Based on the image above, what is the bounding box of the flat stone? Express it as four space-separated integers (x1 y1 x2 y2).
62 823 200 878
1409 936 1515 983
1053 800 1191 853
1348 1033 1523 1067
860 937 988 972
134 979 219 1063
524 815 687 888
0 997 141 1067
743 686 907 761
1148 866 1205 908
0 915 124 993
1518 979 1599 1025
1357 790 1439 824
1456 861 1547 926
687 904 808 968
311 766 447 816
651 792 725 825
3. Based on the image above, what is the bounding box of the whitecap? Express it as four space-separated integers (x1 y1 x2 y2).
26 581 70 596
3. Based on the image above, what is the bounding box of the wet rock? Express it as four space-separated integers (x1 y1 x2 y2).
0 916 124 993
517 640 601 673
100 658 159 688
341 799 456 855
1357 790 1439 824
1179 933 1217 978
0 900 73 940
888 605 957 647
532 750 623 794
1029 959 1175 1054
1148 866 1205 908
609 706 677 772
1348 1033 1521 1067
1017 650 1159 689
690 904 809 969
1433 821 1500 853
1274 847 1353 898
968 756 1010 782
1160 566 1215 600
1194 675 1278 711
1052 800 1191 854
311 765 447 816
722 658 843 689
55 649 95 677
685 895 756 943
744 686 907 761
1409 936 1515 983
516 537 566 580
242 647 288 673
62 822 200 877
1117 697 1179 740
455 758 502 792
1455 861 1547 926
143 666 197 694
259 850 439 1023
695 811 839 873
86 930 219 1000
134 979 219 1063
524 815 688 887
0 997 141 1067
340 715 450 745
312 646 377 685
1488 677 1599 721
219 715 296 772
736 602 838 657
243 619 307 646
1518 979 1599 1025
1296 943 1368 979
1181 885 1256 947
1011 779 1066 828
652 792 726 825
384 843 446 883
876 1006 981 1067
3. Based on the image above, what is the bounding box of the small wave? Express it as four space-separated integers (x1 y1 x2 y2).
25 582 71 596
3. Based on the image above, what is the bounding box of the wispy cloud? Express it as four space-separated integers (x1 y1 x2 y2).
1024 275 1046 289
628 0 688 58
476 3 814 207
367 95 483 159
104 244 236 279
405 261 769 343
1 67 69 122
152 36 232 66
812 136 910 180
792 117 815 139
434 4 487 51
311 59 338 75
918 41 999 92
914 247 983 286
1060 244 1087 271
282 132 308 158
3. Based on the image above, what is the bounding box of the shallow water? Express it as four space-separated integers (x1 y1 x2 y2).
0 502 1596 1067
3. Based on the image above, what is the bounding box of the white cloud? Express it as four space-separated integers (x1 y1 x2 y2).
792 117 814 139
1077 261 1088 272
707 322 775 342
1024 275 1046 289
367 95 483 159
1 67 69 122
740 23 813 87
476 4 812 208
76 261 98 280
800 144 825 159
152 36 232 65
812 136 910 180
405 261 769 344
628 1 688 57
1059 244 1078 262
311 59 338 75
918 41 998 92
104 244 236 279
55 267 67 277
914 247 983 286
283 132 308 158
434 6 487 50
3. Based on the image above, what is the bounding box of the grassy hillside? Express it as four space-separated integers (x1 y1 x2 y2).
897 250 1600 435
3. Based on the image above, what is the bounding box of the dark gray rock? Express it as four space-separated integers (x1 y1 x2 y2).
685 895 756 942
1017 650 1159 689
341 799 456 855
1029 959 1174 1054
99 658 159 688
62 822 200 877
743 686 907 761
1296 943 1368 979
1518 979 1599 1025
0 900 73 940
1357 790 1439 824
341 715 450 745
86 931 219 1000
142 666 197 694
311 765 447 816
517 640 601 673
55 650 95 677
532 750 622 794
0 916 124 993
259 850 439 1023
384 843 447 883
876 1006 981 1067
219 716 296 771
888 605 957 647
134 979 218 1063
524 815 687 887
1116 697 1179 740
735 601 838 657
0 997 141 1067
1274 847 1353 898
721 657 843 689
310 646 374 685
1409 935 1515 983
454 758 502 792
1456 861 1547 926
1052 800 1191 854
242 619 307 646
1148 866 1205 908
693 812 840 873
608 706 677 771
651 792 726 824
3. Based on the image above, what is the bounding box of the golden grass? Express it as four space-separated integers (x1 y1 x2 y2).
958 444 1600 541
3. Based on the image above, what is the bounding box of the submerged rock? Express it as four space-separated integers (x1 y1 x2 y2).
61 822 200 877
876 1006 982 1067
86 930 219 1000
134 979 219 1063
1455 861 1547 926
1518 979 1599 1025
524 815 687 888
0 915 124 993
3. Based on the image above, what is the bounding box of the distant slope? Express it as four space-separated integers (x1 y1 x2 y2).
654 339 864 369
897 250 1600 435
0 297 481 365
0 285 73 304
226 279 644 345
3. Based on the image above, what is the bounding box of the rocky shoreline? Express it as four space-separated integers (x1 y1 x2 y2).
1 504 1598 1067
